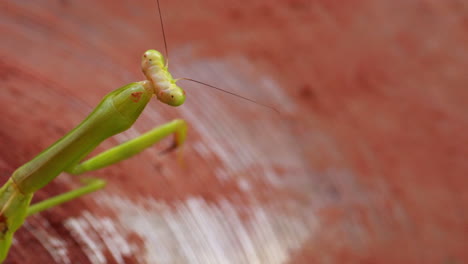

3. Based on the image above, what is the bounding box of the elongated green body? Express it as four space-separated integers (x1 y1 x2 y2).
0 80 154 260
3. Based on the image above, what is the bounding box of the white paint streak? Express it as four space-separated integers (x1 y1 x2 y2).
64 217 106 264
23 219 71 264
73 194 316 264
83 211 132 264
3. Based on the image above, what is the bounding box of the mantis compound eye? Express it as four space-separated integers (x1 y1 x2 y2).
157 88 185 106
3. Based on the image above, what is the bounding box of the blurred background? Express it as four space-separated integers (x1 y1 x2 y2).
1 0 467 263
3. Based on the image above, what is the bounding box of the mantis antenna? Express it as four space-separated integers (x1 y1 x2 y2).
154 0 279 113
178 78 280 113
156 0 169 67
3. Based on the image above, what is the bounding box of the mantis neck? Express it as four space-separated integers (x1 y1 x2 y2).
145 65 177 95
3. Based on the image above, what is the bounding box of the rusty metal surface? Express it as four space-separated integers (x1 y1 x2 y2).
0 0 467 263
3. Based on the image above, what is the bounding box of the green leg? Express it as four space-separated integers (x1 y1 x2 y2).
26 119 187 216
26 178 106 216
66 119 187 175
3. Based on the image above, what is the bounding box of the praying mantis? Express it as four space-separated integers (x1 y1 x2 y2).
0 0 277 262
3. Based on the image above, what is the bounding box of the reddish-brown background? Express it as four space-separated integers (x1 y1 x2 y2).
1 0 467 263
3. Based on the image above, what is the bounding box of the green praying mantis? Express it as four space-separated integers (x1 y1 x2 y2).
0 0 277 262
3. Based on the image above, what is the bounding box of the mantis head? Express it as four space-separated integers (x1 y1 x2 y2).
141 50 277 112
141 49 165 68
141 49 186 107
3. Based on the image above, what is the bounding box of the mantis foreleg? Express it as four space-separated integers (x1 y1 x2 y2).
26 119 187 216
66 119 187 175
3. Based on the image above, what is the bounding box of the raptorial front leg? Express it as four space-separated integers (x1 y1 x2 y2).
27 119 187 216
66 119 187 175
